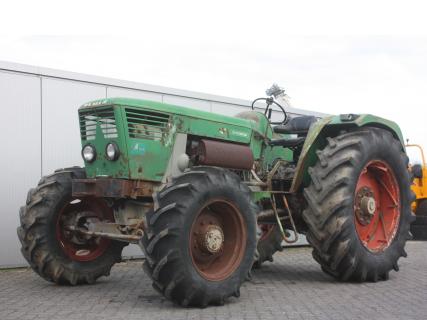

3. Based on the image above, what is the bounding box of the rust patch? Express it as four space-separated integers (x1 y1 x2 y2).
72 178 157 199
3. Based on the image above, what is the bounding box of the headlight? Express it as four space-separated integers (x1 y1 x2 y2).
82 145 96 162
106 143 120 161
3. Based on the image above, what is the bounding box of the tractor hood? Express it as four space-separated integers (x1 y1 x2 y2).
80 97 269 139
78 98 270 182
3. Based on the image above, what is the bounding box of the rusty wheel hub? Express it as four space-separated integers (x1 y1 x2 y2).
56 198 112 262
189 199 246 281
198 225 224 254
355 187 376 225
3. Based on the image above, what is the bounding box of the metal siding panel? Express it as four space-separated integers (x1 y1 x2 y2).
163 95 211 112
0 71 41 267
107 87 162 102
0 61 327 118
42 79 106 175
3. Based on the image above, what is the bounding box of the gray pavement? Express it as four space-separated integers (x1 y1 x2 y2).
1 242 426 320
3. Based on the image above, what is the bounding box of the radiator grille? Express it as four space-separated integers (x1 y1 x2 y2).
79 107 118 141
126 108 170 140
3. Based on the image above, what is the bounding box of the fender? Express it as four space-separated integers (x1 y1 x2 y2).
290 113 405 192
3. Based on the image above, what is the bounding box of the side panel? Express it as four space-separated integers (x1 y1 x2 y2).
124 111 253 181
0 71 41 267
123 107 175 181
177 115 252 143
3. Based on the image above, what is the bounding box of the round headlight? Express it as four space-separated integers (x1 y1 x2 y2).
106 143 120 161
82 145 96 162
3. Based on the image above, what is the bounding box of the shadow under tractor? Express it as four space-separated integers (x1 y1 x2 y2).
18 90 414 307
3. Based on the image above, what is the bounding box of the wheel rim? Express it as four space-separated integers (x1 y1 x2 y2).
354 160 401 252
189 199 246 281
56 198 112 262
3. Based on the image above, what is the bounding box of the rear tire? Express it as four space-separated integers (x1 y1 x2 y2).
303 128 414 281
17 167 126 285
141 167 258 307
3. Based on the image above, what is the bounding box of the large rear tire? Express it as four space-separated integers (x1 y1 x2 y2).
303 128 414 281
141 167 258 307
17 167 126 285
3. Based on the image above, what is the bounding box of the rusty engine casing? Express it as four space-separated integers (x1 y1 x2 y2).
195 139 254 170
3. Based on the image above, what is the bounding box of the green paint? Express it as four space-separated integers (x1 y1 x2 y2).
252 191 272 202
80 106 130 178
79 98 270 181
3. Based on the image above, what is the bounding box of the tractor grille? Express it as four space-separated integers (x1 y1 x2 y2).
79 107 118 141
125 107 170 140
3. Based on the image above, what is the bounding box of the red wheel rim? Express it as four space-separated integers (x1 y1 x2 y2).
56 198 112 262
354 160 401 252
189 199 246 281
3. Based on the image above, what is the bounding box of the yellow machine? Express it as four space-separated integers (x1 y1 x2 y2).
407 144 427 240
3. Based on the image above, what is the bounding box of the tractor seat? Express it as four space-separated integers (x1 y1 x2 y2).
273 116 317 135
269 137 306 148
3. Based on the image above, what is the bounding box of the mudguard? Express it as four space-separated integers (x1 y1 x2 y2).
290 114 405 192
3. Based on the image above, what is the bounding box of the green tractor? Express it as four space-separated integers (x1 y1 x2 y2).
18 88 414 307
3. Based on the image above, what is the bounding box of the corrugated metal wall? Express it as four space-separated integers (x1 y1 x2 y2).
0 62 314 267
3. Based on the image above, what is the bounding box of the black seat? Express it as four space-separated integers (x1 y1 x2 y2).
269 137 306 148
273 116 317 135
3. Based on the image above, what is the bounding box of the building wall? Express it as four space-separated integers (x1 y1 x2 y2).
0 61 315 267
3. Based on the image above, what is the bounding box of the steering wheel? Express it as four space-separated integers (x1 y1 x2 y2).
251 97 288 125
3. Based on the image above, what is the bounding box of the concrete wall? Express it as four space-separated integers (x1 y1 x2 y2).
0 61 316 267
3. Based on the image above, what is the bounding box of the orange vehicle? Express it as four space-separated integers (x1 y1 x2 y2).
407 144 427 240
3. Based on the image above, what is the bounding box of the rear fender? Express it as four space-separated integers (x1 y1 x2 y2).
290 114 405 192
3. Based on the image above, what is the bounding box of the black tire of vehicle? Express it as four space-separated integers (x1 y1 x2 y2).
141 166 258 307
253 225 283 268
17 167 126 285
302 128 415 282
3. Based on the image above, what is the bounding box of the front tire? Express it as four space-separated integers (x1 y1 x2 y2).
17 167 126 285
303 128 414 281
141 167 258 307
